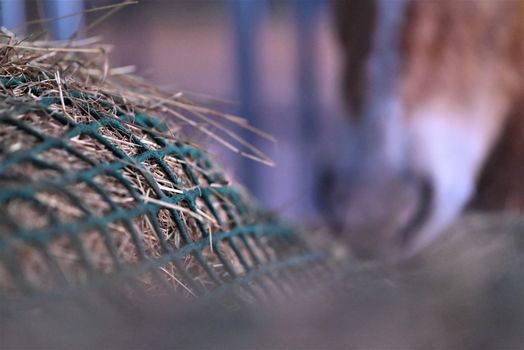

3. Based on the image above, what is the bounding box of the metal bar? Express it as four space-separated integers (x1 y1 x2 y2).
0 0 27 37
42 0 85 40
229 0 266 196
295 0 325 214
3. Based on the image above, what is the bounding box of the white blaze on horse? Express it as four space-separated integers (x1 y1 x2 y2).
326 0 524 260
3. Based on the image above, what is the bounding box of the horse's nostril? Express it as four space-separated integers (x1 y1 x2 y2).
316 161 436 260
333 173 435 261
398 176 434 247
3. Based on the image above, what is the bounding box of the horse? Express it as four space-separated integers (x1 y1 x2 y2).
324 0 524 260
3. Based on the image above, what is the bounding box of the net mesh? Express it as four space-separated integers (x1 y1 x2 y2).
0 75 330 306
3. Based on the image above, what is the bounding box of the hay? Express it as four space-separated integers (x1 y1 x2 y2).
0 30 327 303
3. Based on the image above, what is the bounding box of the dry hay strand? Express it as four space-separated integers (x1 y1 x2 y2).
0 31 322 302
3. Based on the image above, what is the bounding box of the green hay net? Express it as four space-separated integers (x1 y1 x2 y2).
0 76 330 306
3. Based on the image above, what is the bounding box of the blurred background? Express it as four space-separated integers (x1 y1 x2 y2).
0 0 348 221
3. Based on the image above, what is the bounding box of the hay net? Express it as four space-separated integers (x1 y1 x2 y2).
0 34 330 305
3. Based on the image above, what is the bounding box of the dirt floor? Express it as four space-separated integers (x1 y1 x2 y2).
3 212 524 349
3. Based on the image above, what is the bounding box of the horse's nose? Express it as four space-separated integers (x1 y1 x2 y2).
319 168 433 260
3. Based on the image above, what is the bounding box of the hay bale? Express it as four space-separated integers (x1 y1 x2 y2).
0 32 330 305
